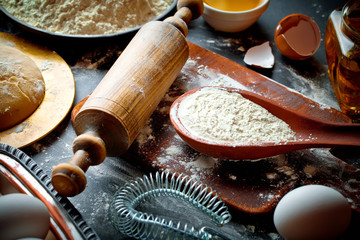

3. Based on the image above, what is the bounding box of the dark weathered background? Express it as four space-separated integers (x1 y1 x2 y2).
1 0 359 239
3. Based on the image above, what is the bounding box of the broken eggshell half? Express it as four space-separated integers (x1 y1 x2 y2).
274 13 321 60
244 41 275 68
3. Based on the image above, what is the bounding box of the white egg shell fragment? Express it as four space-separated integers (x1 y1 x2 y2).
273 185 352 240
243 41 274 68
0 193 50 240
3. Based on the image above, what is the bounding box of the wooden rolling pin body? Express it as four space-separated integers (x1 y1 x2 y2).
75 21 188 156
52 0 204 197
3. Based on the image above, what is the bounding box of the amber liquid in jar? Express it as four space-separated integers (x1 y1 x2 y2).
203 0 261 12
325 1 360 122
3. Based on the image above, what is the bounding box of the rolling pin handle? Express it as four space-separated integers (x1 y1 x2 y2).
164 16 188 36
165 0 204 36
72 132 107 166
51 133 106 196
177 0 204 21
174 7 193 25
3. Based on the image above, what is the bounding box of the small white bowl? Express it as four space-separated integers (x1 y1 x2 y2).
202 0 270 32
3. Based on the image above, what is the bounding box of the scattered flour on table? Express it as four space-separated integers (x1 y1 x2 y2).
177 87 296 144
136 119 155 147
275 62 338 110
258 192 281 202
181 154 219 179
1 0 173 35
180 58 250 91
157 146 219 181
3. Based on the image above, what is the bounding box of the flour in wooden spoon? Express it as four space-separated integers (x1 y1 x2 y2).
177 87 296 144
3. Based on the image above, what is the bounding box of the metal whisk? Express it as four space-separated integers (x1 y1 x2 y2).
109 171 232 239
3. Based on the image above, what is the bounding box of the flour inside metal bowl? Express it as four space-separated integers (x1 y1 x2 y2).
0 0 174 35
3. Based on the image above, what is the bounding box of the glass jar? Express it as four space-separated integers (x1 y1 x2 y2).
325 0 360 122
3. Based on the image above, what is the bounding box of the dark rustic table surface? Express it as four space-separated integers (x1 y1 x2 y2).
1 0 359 239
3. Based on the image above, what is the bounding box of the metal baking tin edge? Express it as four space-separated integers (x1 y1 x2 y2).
0 142 100 240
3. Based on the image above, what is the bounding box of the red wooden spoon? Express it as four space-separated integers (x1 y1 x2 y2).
169 87 360 160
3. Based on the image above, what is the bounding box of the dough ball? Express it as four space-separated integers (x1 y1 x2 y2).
0 45 45 131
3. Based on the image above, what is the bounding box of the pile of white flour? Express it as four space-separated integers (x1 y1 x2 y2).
177 87 296 144
1 0 173 35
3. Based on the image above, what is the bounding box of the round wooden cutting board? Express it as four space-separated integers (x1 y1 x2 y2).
0 32 75 148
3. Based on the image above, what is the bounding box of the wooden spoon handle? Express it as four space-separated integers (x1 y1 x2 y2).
313 122 360 146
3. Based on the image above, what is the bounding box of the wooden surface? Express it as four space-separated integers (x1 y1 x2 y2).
123 42 360 213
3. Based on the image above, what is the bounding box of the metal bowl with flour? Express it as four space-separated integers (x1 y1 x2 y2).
0 0 177 40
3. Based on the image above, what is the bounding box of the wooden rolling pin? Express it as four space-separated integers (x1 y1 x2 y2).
51 0 204 197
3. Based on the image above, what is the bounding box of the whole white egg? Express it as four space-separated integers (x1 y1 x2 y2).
0 193 50 240
273 185 352 240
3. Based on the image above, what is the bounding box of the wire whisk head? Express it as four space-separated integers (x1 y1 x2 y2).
109 171 232 240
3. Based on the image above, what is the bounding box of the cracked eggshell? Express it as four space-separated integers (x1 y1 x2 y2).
243 41 274 68
274 13 321 60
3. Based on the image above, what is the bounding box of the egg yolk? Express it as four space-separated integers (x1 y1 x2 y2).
203 0 261 12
